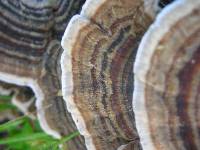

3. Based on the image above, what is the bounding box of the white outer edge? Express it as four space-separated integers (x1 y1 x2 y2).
61 0 113 149
62 0 159 149
133 0 200 149
80 0 107 18
61 15 96 150
0 72 61 139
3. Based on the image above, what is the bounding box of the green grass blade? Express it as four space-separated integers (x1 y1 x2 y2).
40 131 80 150
0 133 50 145
0 104 16 111
0 117 26 132
0 95 12 101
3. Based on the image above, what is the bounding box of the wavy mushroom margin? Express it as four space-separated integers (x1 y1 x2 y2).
133 0 200 149
61 0 159 149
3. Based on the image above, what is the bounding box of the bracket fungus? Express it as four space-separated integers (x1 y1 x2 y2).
61 0 161 149
133 0 200 149
0 0 87 149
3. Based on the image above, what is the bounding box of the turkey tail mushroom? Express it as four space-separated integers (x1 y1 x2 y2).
133 0 200 149
61 0 159 149
0 0 87 149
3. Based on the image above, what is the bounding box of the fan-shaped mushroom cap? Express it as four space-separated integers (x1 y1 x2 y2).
133 0 200 149
61 0 158 149
0 0 86 149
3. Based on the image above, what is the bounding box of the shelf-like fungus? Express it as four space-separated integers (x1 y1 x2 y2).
0 0 86 149
133 0 200 149
61 0 160 149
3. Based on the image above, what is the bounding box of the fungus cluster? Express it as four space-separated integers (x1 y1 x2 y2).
0 0 86 149
61 0 157 149
0 0 199 150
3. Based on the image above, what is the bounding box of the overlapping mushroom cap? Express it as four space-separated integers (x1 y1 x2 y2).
0 0 87 149
133 0 200 149
61 0 160 149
